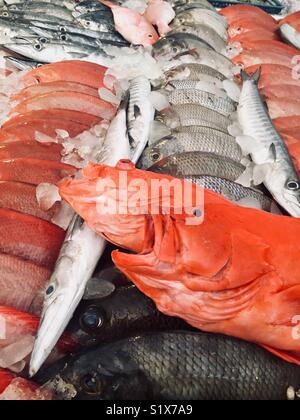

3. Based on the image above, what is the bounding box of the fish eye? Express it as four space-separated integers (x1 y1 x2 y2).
46 284 55 296
172 47 178 53
151 151 161 162
286 180 300 191
34 43 42 51
193 208 202 218
39 38 47 44
148 34 153 38
60 34 67 41
85 21 91 26
60 27 67 34
2 11 9 17
81 374 103 395
80 306 105 332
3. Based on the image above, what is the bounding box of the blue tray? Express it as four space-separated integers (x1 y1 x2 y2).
209 0 284 15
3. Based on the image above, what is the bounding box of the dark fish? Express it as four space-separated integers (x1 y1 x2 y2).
67 284 189 348
37 331 300 400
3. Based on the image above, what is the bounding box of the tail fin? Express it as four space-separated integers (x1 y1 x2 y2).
241 68 261 83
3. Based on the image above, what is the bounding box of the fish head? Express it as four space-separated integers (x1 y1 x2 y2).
139 135 182 169
277 174 300 217
152 36 188 60
172 11 194 27
38 345 151 400
5 36 47 57
137 18 159 47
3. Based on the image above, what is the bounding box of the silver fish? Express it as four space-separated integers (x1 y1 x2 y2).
185 175 280 213
168 24 226 53
172 0 215 12
76 12 114 33
166 80 227 99
140 128 242 168
165 88 236 117
280 24 300 50
238 70 300 217
74 1 112 14
153 34 234 78
157 104 231 133
0 17 36 37
165 63 226 83
0 10 74 24
5 56 42 70
150 151 245 180
173 9 228 41
6 2 75 21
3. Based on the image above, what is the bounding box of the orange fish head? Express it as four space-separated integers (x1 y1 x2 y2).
59 160 205 252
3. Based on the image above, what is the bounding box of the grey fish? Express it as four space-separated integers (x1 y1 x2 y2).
140 128 242 168
157 104 231 133
173 9 228 41
68 285 190 348
149 151 245 181
0 17 36 37
74 1 112 15
6 2 75 21
165 63 226 83
0 10 74 24
239 70 300 217
36 331 300 400
173 0 215 11
5 56 42 70
185 175 278 213
153 34 234 78
166 80 227 99
168 24 226 53
6 0 76 10
76 12 114 33
166 89 236 117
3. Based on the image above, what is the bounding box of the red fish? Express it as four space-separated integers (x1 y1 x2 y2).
233 50 295 69
0 180 60 222
267 99 300 119
235 40 299 56
0 158 76 185
220 4 277 26
60 161 300 365
229 30 280 43
280 11 300 28
0 375 53 400
0 141 62 162
261 85 300 100
0 209 65 269
0 253 51 313
228 18 278 40
244 64 300 89
273 116 300 130
10 92 116 121
22 61 110 89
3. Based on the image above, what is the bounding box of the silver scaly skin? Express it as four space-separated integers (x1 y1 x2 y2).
238 70 300 217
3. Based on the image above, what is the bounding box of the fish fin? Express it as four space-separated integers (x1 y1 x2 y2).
83 278 115 300
253 163 273 185
119 91 130 111
269 143 277 161
133 105 141 118
262 345 300 366
240 70 251 81
251 67 261 83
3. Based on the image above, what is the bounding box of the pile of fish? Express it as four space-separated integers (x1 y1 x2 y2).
1 0 300 401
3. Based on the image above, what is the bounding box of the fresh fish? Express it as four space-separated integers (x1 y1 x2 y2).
6 3 75 21
153 33 234 78
157 103 231 133
280 24 300 50
232 50 294 69
172 9 228 41
0 17 37 38
165 89 236 117
74 1 112 14
100 0 159 47
173 0 215 13
238 70 300 217
76 12 115 33
0 374 54 400
36 331 300 400
5 56 42 70
68 285 189 348
244 64 300 90
30 83 153 376
267 99 300 119
228 18 278 40
165 63 226 84
168 24 226 53
166 80 227 99
230 30 280 43
0 10 73 24
4 38 106 63
143 0 175 36
262 85 300 101
220 4 277 26
185 175 278 212
149 151 245 181
0 142 62 162
140 128 242 168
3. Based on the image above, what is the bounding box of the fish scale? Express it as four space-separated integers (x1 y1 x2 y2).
157 104 231 133
166 63 226 83
150 151 245 181
166 89 236 117
140 127 242 168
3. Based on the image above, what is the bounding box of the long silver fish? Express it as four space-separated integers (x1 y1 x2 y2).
157 103 231 133
140 128 242 168
165 88 236 117
5 56 42 70
6 2 75 21
172 9 228 41
185 175 280 213
30 80 154 376
238 70 300 217
150 151 245 181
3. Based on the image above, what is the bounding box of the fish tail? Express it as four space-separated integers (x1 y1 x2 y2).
241 68 261 83
119 90 130 111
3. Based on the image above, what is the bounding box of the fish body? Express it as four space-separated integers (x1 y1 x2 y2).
273 116 300 131
233 50 295 69
143 0 175 36
0 142 62 162
37 331 300 400
140 127 242 168
157 103 231 133
149 151 245 181
244 64 300 89
228 18 278 40
6 3 75 21
166 80 227 98
165 63 226 84
172 9 228 41
230 30 280 43
68 285 189 348
166 88 236 117
262 85 300 101
238 71 300 216
220 4 277 26
267 99 300 119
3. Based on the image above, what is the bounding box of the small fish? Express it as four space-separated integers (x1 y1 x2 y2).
100 0 159 47
157 103 231 133
4 56 42 70
238 70 300 217
76 12 115 33
68 284 189 348
172 9 228 41
140 127 242 168
168 24 226 53
0 10 73 24
6 3 75 21
36 331 300 400
185 175 279 213
280 24 300 50
143 0 175 36
165 63 226 84
165 89 236 117
149 151 245 181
